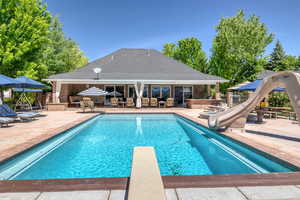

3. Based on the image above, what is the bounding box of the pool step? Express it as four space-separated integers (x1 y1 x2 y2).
128 147 166 200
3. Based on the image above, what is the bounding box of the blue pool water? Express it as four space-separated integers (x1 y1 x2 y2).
0 114 298 180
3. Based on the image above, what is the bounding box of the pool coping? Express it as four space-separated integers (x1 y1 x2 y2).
1 111 300 192
1 172 300 192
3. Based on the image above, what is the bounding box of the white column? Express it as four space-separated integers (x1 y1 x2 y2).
134 81 144 108
52 81 62 103
215 82 221 100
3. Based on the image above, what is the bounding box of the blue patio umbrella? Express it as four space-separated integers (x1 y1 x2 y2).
0 74 21 105
14 76 47 89
238 79 285 92
0 74 20 87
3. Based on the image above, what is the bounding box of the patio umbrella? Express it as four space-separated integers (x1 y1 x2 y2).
237 79 285 92
78 87 108 96
0 74 20 87
0 74 21 104
14 76 47 89
107 91 123 97
13 76 47 110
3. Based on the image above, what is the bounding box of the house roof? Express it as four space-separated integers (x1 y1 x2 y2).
46 48 227 83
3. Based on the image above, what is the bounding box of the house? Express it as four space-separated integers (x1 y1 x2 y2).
44 48 228 107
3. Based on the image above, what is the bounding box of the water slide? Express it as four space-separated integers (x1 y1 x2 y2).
208 71 300 130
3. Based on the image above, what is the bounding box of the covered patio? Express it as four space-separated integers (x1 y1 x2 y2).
44 48 227 108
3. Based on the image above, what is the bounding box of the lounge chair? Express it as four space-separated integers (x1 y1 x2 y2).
0 117 14 127
80 97 94 112
3 104 40 117
126 98 135 107
166 98 174 107
0 104 37 120
150 98 158 107
142 98 149 107
110 97 118 107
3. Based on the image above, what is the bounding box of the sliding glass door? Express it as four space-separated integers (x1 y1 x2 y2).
104 85 125 105
174 86 193 105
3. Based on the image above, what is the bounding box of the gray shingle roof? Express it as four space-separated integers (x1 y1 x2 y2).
47 48 227 82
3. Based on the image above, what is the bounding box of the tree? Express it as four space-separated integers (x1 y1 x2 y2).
296 56 300 70
281 55 299 71
266 40 286 71
40 17 88 78
162 37 208 73
209 10 273 89
0 0 51 79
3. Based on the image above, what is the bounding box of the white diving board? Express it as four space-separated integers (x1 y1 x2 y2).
128 147 166 200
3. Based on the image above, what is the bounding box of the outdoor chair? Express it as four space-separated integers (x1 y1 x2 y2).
110 97 118 107
142 98 149 107
150 98 158 107
166 98 174 107
0 117 14 127
69 96 81 107
80 97 94 112
0 104 37 121
126 98 135 107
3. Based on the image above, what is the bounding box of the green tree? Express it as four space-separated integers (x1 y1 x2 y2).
41 17 88 78
281 55 299 71
0 0 51 79
296 56 300 70
266 40 286 71
209 10 273 89
162 37 208 73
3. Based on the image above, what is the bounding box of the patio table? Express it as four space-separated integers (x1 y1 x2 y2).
118 101 125 108
159 101 166 108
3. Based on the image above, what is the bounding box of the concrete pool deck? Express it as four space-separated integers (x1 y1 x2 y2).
1 186 300 200
0 108 300 199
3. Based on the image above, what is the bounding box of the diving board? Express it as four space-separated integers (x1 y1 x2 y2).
128 147 166 200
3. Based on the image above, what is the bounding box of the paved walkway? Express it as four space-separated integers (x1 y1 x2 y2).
1 185 300 199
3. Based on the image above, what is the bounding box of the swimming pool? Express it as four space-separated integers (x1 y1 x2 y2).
0 114 298 180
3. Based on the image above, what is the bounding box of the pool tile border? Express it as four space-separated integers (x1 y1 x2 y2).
1 110 300 192
1 173 300 192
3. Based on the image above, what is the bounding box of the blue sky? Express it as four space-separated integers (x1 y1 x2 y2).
46 0 300 61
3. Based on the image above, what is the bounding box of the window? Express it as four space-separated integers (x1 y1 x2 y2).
143 87 148 97
151 87 160 98
128 85 136 98
161 87 171 99
151 86 171 100
115 85 125 98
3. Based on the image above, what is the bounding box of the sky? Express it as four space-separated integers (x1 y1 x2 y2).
45 0 300 62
